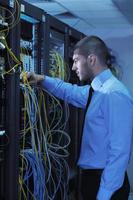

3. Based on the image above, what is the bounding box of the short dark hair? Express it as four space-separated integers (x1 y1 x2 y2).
74 36 110 65
74 36 120 78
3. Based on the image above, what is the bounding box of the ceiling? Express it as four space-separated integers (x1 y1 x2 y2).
24 0 133 39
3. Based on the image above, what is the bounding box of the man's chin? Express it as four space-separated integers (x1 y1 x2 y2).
80 76 86 81
79 77 83 81
80 77 91 84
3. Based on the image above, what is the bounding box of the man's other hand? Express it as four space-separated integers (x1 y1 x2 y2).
27 72 45 85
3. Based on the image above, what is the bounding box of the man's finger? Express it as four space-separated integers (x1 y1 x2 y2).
27 71 34 79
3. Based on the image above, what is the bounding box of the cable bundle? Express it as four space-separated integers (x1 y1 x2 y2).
19 76 71 200
0 0 20 36
49 50 70 81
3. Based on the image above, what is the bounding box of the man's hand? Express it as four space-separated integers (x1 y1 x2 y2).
27 72 45 85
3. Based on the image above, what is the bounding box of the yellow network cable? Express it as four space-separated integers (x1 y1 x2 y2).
19 77 70 196
0 0 20 33
49 50 70 81
0 36 22 76
2 37 21 64
19 66 71 199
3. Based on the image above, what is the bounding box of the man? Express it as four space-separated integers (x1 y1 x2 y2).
27 36 133 200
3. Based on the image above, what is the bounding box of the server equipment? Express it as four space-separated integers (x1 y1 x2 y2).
0 0 21 199
0 1 86 199
43 14 70 200
19 1 45 200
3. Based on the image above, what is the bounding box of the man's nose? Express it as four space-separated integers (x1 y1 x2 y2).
72 63 76 71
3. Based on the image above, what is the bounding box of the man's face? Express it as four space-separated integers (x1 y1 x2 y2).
72 50 93 81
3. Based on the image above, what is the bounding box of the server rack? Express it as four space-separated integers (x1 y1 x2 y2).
43 14 70 200
19 0 45 129
19 1 45 199
43 13 86 199
0 1 21 199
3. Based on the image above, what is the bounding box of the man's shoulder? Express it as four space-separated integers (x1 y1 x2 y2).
102 76 132 99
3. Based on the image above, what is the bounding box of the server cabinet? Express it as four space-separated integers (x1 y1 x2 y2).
19 1 45 199
43 14 86 200
43 14 70 200
0 0 21 199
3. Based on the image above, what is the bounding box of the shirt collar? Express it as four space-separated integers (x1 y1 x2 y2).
91 69 112 91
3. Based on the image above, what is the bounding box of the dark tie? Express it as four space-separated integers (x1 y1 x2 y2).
77 86 94 160
84 86 94 116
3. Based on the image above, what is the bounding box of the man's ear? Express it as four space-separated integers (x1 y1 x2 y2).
87 54 96 65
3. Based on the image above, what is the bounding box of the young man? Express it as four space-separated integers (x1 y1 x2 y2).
27 36 133 200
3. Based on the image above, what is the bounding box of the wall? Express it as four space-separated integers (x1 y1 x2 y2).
105 35 133 95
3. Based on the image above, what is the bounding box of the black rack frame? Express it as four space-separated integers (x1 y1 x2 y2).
0 1 21 199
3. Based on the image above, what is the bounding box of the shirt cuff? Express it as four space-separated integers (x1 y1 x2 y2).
40 76 57 92
97 186 114 200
